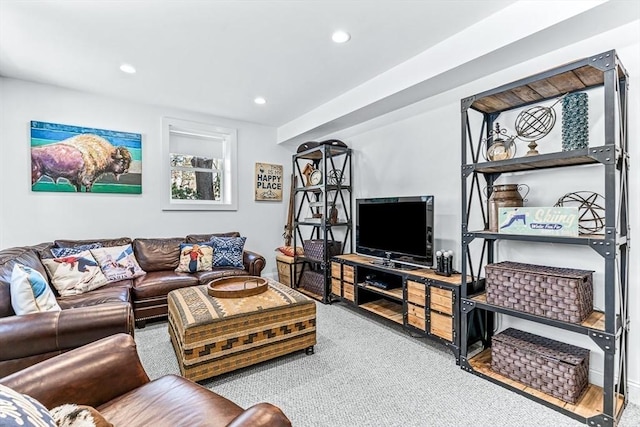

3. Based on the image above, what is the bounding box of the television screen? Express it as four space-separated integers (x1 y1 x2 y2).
356 196 434 267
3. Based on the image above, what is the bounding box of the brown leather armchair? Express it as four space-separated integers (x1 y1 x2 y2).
0 334 292 427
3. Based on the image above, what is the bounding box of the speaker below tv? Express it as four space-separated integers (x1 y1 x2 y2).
355 195 434 269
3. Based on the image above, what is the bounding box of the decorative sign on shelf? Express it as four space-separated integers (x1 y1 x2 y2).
254 162 283 201
498 207 579 236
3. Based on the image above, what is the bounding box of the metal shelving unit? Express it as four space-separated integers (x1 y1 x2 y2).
292 144 352 303
459 50 629 426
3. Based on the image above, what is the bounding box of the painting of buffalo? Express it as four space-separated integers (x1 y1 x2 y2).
31 121 141 193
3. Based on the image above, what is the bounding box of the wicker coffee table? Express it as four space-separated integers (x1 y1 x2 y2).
168 278 316 382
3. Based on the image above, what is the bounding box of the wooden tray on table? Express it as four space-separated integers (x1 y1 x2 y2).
207 276 268 298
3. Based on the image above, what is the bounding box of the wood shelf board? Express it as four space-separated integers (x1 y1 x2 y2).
296 287 324 302
358 283 403 300
470 65 605 114
333 253 472 286
359 299 403 324
470 293 606 332
468 349 624 419
471 150 600 174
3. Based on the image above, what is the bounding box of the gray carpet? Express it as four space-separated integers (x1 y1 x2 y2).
135 302 639 427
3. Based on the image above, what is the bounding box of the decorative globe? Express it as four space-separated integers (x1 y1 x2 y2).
514 105 556 142
554 191 605 234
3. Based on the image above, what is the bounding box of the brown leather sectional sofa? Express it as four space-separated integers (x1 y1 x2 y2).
0 232 265 378
0 333 291 427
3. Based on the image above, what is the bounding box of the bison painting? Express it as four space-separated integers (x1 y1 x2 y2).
31 134 133 192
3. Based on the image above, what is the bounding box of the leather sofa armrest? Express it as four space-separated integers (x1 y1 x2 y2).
0 334 149 409
226 403 292 427
243 250 266 276
0 302 134 365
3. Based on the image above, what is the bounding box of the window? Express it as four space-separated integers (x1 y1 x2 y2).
162 117 237 210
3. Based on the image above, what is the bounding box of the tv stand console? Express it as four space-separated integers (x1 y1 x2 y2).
331 253 476 361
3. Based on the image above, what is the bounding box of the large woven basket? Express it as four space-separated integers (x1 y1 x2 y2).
303 240 342 261
491 328 589 404
485 261 593 324
299 270 325 296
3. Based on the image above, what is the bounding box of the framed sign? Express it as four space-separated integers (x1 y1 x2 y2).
254 162 283 201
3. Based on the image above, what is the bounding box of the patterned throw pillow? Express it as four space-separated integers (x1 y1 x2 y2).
175 243 214 273
50 404 113 427
90 244 146 282
0 384 56 427
10 264 61 315
41 250 109 296
276 246 304 257
51 242 103 258
209 236 246 268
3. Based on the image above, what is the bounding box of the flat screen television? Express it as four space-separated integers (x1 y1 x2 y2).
356 196 434 268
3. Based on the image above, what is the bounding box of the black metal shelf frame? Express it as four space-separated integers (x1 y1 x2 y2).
292 144 353 303
459 50 629 426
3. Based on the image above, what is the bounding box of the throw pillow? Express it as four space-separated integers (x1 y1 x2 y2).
10 263 61 315
175 243 214 273
50 404 113 427
41 250 109 297
90 244 146 282
276 246 304 257
51 242 103 258
209 236 246 268
0 383 56 427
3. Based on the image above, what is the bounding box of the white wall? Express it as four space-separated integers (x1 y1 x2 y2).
0 78 291 278
339 21 640 404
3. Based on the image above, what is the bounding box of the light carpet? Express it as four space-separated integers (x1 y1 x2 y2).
135 302 639 427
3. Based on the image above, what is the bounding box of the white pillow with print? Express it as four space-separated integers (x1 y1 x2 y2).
10 263 61 315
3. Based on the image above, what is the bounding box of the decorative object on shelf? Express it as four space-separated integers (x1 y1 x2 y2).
514 96 563 156
328 169 344 185
435 249 453 276
303 239 342 261
254 162 283 201
561 92 589 151
302 163 315 186
498 206 579 236
482 122 517 161
554 191 605 234
485 261 594 324
309 168 322 185
491 328 590 404
299 269 325 296
296 141 320 153
319 139 348 148
486 184 529 232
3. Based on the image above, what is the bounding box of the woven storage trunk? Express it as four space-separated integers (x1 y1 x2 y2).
485 261 593 324
299 270 325 296
303 240 342 261
491 328 589 404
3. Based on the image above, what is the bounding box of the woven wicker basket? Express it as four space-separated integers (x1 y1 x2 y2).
303 240 342 261
492 328 589 404
299 270 325 296
485 261 593 324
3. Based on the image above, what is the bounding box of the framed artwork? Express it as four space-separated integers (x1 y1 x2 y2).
30 121 142 194
254 162 283 201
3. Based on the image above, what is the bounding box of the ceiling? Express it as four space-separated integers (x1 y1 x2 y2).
0 0 515 127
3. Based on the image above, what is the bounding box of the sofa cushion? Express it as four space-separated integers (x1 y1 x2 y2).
97 375 243 427
209 236 246 268
51 404 113 427
185 232 240 243
51 242 103 258
175 243 213 273
132 238 184 272
91 244 146 282
54 238 132 248
10 264 61 315
42 251 109 296
0 383 56 427
1 246 52 317
194 268 248 285
57 281 131 310
132 271 198 300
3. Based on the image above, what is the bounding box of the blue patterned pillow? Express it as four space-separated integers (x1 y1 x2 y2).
209 236 246 268
0 383 56 426
51 242 103 257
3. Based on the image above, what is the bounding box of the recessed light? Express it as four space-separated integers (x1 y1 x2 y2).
332 30 350 43
119 63 136 74
254 97 266 105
